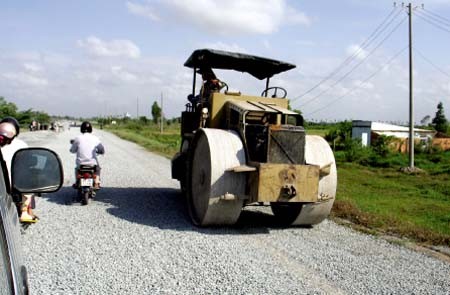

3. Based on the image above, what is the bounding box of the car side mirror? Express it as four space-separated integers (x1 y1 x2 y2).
11 148 64 193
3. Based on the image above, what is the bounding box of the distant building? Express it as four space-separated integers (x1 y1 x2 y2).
352 120 436 147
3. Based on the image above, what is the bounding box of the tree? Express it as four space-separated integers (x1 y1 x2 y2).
431 102 448 133
138 116 148 124
325 121 352 144
420 115 430 126
0 96 18 118
35 111 50 124
151 101 161 124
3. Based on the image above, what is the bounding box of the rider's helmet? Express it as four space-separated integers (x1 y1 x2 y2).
0 117 20 147
0 117 20 137
80 121 92 133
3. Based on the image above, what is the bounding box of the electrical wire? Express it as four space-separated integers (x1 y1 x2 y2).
290 7 402 102
414 10 450 35
294 15 407 109
418 9 450 28
414 46 450 79
421 7 450 27
305 46 408 117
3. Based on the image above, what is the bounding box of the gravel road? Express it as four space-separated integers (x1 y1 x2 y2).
18 128 450 294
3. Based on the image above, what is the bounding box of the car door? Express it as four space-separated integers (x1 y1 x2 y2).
0 152 28 295
0 147 64 295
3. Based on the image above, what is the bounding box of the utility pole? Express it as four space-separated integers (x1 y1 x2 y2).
137 97 139 119
407 2 415 169
160 92 164 134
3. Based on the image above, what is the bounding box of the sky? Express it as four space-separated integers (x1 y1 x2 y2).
1 0 450 124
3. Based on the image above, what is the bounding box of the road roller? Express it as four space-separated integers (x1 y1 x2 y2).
171 49 337 226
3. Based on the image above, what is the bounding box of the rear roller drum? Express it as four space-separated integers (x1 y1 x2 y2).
187 128 246 226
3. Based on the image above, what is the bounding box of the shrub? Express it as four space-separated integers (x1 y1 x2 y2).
325 121 352 150
342 139 372 163
371 135 394 157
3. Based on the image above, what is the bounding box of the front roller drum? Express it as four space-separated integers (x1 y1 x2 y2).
271 135 337 226
187 128 246 226
293 135 337 225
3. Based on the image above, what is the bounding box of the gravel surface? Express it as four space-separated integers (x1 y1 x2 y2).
18 128 450 295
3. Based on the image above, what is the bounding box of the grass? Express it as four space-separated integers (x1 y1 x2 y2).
106 121 450 246
105 122 181 158
332 162 450 246
305 128 328 137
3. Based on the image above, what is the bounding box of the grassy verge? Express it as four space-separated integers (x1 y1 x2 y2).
332 162 450 246
105 122 181 158
106 122 450 246
305 128 328 137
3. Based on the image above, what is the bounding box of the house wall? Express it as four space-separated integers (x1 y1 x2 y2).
352 127 371 146
352 120 372 146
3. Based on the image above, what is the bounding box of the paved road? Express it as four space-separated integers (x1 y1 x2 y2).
19 128 450 294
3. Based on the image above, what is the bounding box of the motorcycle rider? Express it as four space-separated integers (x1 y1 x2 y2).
70 121 105 189
0 117 38 223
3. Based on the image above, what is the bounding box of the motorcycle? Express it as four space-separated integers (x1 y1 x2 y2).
75 165 97 205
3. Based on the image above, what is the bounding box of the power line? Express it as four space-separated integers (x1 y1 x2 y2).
290 6 402 102
422 7 450 26
295 15 407 109
418 9 450 28
305 46 408 117
414 10 450 35
413 46 450 79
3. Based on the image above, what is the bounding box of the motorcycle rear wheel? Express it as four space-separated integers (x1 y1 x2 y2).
81 191 89 205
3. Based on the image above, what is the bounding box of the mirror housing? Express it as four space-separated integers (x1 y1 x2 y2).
11 148 64 193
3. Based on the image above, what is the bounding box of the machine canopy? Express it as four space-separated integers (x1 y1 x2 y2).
184 49 296 80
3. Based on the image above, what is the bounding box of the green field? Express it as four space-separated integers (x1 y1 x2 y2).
107 122 450 246
106 122 181 157
333 162 450 245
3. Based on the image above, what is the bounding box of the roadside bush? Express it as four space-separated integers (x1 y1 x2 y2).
371 135 394 157
336 137 409 168
341 139 372 163
325 121 352 150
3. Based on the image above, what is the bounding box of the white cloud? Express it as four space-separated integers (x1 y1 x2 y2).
127 0 311 35
23 63 43 73
202 42 247 53
353 80 374 90
285 6 311 25
111 66 138 82
77 36 141 58
346 44 368 60
126 1 160 21
2 72 48 86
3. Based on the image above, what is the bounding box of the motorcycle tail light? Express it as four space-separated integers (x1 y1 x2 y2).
83 172 92 179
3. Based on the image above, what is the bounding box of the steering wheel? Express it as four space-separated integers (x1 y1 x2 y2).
218 80 229 93
261 87 287 98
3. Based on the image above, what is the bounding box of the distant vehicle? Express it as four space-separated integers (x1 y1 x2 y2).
1 148 63 294
28 120 38 132
171 49 337 226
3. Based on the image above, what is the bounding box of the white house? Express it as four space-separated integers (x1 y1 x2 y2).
352 120 436 147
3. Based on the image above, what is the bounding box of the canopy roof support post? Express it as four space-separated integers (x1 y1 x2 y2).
265 78 270 97
192 67 197 95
